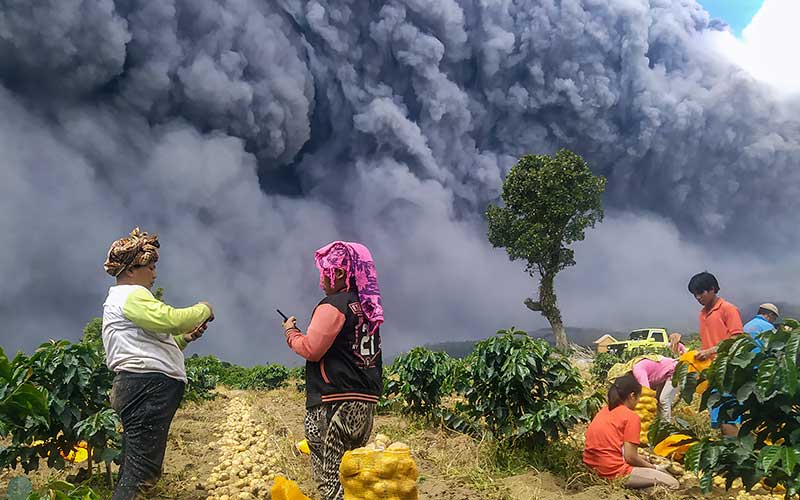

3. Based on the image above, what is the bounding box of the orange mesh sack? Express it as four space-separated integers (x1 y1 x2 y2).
339 442 419 500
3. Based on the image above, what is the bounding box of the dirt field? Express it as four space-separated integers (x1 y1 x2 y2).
0 386 775 499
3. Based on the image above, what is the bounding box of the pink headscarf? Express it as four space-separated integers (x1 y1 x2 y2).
315 241 384 333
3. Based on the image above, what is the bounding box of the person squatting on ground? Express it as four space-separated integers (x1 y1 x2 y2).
281 241 384 500
685 271 743 437
583 373 680 490
102 228 214 500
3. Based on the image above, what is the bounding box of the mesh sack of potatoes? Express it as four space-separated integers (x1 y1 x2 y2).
339 434 419 500
633 387 658 445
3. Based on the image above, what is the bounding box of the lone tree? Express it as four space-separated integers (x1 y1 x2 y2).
486 149 606 349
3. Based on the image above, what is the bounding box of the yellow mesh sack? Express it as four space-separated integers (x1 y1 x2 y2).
340 443 419 500
271 475 311 500
633 387 658 445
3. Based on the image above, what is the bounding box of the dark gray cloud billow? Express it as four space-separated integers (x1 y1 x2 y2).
0 0 798 364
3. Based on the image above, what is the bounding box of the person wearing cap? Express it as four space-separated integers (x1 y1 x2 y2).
102 227 214 500
742 303 780 352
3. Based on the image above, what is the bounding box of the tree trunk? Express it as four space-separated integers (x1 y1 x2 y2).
538 270 568 350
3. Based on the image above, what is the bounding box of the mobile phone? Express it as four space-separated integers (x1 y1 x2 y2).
277 309 288 321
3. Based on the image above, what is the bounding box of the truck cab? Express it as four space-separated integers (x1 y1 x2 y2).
607 328 669 356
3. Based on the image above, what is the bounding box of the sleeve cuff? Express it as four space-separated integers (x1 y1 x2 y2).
174 334 188 351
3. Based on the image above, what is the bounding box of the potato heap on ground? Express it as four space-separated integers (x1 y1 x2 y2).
633 387 657 445
648 452 786 499
339 434 419 500
203 397 282 500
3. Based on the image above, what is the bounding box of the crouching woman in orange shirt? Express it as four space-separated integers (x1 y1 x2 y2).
583 373 679 490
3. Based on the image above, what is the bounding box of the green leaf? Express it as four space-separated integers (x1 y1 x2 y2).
781 446 798 476
0 347 12 381
684 442 702 472
755 358 778 401
700 443 721 471
699 472 713 493
760 445 782 474
784 354 798 397
785 332 800 363
7 476 33 500
735 381 755 402
783 319 800 329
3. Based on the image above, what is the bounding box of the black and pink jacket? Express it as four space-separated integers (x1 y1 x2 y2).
286 289 382 408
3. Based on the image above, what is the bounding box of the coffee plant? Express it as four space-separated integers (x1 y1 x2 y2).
184 362 219 403
0 339 120 473
590 352 621 382
0 347 50 440
462 328 602 445
672 323 800 497
241 364 289 391
385 347 456 417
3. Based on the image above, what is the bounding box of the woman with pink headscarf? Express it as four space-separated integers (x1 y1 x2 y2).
281 241 384 500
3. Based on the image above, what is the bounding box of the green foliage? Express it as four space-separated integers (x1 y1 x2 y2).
386 348 456 417
461 328 600 445
220 364 251 388
486 149 606 348
682 332 703 351
0 347 50 447
7 477 101 500
0 338 119 473
486 149 606 276
80 319 103 349
673 325 800 497
378 368 401 414
288 365 306 392
622 344 676 360
184 355 290 392
590 352 621 382
184 362 218 403
288 366 305 380
241 364 289 391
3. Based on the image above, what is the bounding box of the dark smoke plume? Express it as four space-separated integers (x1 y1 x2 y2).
1 0 798 364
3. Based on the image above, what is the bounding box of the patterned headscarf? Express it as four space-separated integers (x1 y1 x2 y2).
315 241 383 333
104 227 160 277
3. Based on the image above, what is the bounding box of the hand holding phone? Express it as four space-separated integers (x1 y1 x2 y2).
278 309 297 332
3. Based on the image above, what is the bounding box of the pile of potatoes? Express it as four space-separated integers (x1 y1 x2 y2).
339 434 419 500
202 397 282 500
648 453 786 499
633 387 658 445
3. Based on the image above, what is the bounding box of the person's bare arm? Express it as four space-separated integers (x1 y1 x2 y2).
623 442 655 469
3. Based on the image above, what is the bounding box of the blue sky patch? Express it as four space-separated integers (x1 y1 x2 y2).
698 0 765 35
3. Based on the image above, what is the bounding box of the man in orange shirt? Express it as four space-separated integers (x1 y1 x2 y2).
688 271 743 360
687 271 743 437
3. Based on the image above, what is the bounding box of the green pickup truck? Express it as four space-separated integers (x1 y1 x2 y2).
606 328 670 356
